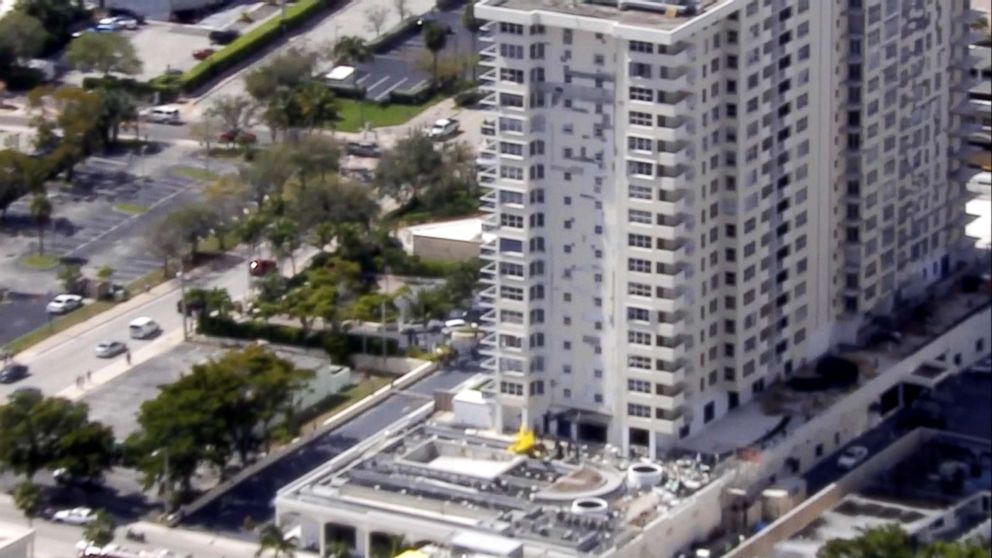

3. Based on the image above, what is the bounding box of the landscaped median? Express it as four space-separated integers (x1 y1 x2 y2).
151 0 340 95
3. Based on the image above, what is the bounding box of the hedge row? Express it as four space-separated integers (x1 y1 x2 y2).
197 316 400 363
176 0 338 93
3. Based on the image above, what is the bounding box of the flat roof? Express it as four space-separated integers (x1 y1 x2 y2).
404 217 484 243
279 418 720 554
325 65 355 81
484 0 724 30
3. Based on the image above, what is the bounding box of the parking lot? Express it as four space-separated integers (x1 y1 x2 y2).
351 9 477 102
127 22 214 80
83 342 222 436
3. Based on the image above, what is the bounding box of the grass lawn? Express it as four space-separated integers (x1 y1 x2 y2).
112 202 148 215
127 268 167 293
18 253 60 270
334 97 443 133
171 166 220 182
5 301 115 354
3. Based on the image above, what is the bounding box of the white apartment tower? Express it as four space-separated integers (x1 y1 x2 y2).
473 0 976 456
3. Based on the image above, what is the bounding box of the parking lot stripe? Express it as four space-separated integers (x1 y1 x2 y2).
62 180 191 259
365 75 392 95
374 77 409 102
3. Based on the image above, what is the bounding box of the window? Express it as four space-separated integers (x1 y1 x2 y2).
629 40 653 53
629 87 653 102
500 310 524 324
499 142 524 156
629 184 652 200
500 262 524 277
627 403 651 417
499 190 524 204
628 355 651 369
500 213 523 228
499 44 523 59
628 160 653 176
499 68 524 83
499 166 524 180
499 93 524 108
628 258 651 273
628 282 651 297
499 22 523 34
629 111 652 126
500 382 524 395
628 136 653 152
499 117 524 133
630 62 652 78
500 286 523 300
627 307 650 322
628 331 652 345
627 379 651 393
629 209 652 224
628 233 652 248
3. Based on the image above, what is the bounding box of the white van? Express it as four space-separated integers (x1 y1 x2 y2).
143 106 181 124
129 317 160 339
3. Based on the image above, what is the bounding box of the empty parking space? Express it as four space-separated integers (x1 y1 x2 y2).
348 9 476 102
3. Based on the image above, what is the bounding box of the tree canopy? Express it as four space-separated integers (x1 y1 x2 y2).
0 390 115 482
818 525 991 558
65 32 143 76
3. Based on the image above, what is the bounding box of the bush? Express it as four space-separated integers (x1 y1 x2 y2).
82 75 159 99
0 66 45 92
389 82 433 105
177 0 337 93
453 88 482 107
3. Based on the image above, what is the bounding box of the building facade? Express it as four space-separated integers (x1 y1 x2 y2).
474 0 976 455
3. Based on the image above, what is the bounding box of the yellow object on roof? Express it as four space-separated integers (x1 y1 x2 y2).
507 424 536 455
394 551 429 558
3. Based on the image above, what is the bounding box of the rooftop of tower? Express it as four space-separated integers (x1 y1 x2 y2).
480 0 725 30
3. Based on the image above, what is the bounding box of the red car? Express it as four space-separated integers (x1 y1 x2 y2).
248 259 277 277
193 48 215 60
220 129 257 144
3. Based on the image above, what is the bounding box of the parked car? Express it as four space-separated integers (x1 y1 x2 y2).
112 16 139 29
248 259 277 277
51 507 97 525
193 48 216 60
128 317 160 340
53 467 104 487
208 29 240 44
46 294 83 314
140 106 181 125
0 363 29 384
428 118 459 139
94 341 128 358
345 141 382 158
219 129 257 144
836 445 870 469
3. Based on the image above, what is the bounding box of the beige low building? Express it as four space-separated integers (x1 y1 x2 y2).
0 523 33 558
397 217 486 262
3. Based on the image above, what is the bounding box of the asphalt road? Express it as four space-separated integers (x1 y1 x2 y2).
182 360 482 533
0 251 253 402
0 292 51 346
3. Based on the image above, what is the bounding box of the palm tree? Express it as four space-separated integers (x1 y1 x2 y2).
332 36 371 65
29 192 52 255
422 22 447 86
462 3 481 80
255 523 296 558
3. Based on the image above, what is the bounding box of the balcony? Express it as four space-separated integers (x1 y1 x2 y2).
478 286 496 306
655 96 691 118
654 383 685 411
479 263 497 284
655 410 684 435
654 336 685 362
655 238 688 265
479 190 496 213
656 188 687 215
656 71 690 93
656 118 690 142
479 238 496 259
655 310 686 338
654 289 686 314
656 216 688 241
656 265 686 290
658 167 688 191
657 45 692 67
657 141 689 167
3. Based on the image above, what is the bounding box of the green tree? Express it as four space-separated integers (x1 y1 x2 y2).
237 212 270 258
146 212 188 276
288 176 377 249
65 33 142 76
348 292 397 322
818 525 991 558
331 36 371 65
422 21 447 85
266 217 301 274
374 130 444 205
239 145 295 207
28 192 51 254
0 151 29 218
29 86 104 178
57 264 82 292
206 94 258 132
288 134 341 188
0 390 115 482
244 48 316 103
0 12 48 62
11 481 42 524
163 205 218 258
256 523 296 558
18 0 83 45
96 88 136 146
96 265 114 281
82 509 115 547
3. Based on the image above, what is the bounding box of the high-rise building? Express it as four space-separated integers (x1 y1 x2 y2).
473 0 978 455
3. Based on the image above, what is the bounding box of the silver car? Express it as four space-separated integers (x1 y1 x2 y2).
95 341 127 358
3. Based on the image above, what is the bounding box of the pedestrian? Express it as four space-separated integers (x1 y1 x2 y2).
126 349 132 366
76 375 83 387
86 370 92 382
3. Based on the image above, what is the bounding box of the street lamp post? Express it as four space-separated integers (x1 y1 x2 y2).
178 265 188 341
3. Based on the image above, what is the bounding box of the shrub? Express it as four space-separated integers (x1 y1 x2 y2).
453 88 482 107
1 67 45 92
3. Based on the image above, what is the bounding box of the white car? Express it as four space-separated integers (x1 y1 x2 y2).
836 445 870 470
52 507 97 525
95 341 128 358
46 294 83 314
428 118 459 139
